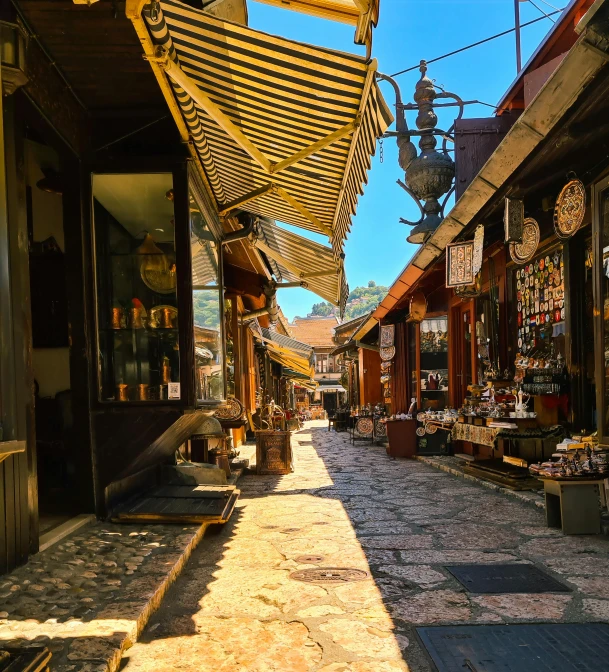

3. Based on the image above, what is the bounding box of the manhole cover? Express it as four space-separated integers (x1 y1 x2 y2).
294 555 325 564
290 568 370 584
417 623 609 671
445 564 570 594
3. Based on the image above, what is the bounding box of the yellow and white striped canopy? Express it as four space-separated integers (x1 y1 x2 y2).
142 0 392 256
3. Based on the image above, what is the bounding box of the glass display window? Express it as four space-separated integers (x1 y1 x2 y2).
419 315 449 410
93 173 181 402
190 188 225 403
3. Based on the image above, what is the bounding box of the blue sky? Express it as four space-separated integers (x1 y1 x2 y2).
248 0 558 320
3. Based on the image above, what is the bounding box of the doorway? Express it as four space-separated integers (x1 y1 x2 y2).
25 133 93 539
451 300 475 409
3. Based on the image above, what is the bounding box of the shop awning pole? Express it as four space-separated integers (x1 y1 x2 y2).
254 239 339 281
270 118 360 174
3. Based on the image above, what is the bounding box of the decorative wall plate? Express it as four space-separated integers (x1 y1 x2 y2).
380 324 395 347
356 417 374 435
380 361 392 372
214 396 244 421
554 178 586 239
509 218 540 265
380 346 395 361
416 426 426 437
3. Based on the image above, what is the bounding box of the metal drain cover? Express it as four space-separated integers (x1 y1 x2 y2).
294 555 325 564
417 623 609 671
290 568 370 584
445 564 570 594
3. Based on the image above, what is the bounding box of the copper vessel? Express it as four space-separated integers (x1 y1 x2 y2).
137 384 149 401
130 307 145 329
116 384 129 401
161 307 175 328
210 448 231 478
162 357 171 384
111 307 124 330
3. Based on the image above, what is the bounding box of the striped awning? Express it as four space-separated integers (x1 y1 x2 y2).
140 1 392 257
267 346 315 379
255 218 349 315
255 326 314 363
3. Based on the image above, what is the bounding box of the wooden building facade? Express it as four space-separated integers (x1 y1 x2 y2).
0 0 389 571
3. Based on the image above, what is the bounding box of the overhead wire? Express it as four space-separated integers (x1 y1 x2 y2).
528 0 557 22
389 8 564 78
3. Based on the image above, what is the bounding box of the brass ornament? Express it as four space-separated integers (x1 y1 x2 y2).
380 346 396 361
554 178 586 239
509 218 540 265
214 396 245 421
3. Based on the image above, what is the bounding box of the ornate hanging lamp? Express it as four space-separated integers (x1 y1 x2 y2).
378 61 463 245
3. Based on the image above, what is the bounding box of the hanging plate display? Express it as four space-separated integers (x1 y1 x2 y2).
380 361 392 372
380 324 395 347
509 218 540 265
380 346 396 361
554 178 586 239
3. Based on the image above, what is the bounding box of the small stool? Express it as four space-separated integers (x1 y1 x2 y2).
543 478 603 535
328 416 337 432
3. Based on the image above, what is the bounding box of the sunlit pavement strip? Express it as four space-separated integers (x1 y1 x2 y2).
119 420 609 672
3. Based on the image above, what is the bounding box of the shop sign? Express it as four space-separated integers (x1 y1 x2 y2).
446 240 475 287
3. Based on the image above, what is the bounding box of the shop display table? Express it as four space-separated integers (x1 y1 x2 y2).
543 477 603 535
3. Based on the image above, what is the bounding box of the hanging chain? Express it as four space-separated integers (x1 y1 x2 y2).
379 138 384 164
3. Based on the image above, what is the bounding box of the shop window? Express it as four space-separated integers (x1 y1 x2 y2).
224 299 235 397
408 322 417 402
92 173 180 402
513 246 566 396
190 190 225 403
475 293 499 382
420 315 448 410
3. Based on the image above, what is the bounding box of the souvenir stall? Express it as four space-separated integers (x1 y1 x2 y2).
443 181 597 489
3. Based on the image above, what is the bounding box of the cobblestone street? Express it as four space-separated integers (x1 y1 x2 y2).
120 421 609 671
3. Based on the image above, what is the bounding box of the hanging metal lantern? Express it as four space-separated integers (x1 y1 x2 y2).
377 61 463 245
504 197 524 243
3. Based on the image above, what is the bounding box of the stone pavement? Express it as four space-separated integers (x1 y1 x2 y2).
121 420 609 672
0 521 207 671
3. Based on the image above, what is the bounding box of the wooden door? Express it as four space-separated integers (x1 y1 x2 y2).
450 300 476 409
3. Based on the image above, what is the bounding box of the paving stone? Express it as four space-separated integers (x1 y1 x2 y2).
472 594 572 620
389 589 472 624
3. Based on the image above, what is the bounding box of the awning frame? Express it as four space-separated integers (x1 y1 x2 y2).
128 0 392 255
146 45 360 239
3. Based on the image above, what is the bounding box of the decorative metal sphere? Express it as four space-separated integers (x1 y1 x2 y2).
193 413 224 436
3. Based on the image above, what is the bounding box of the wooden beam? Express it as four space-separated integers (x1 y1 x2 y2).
162 58 273 173
270 119 358 174
218 184 274 216
274 186 333 237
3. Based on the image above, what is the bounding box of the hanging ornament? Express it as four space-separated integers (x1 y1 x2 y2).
509 218 540 265
554 177 586 239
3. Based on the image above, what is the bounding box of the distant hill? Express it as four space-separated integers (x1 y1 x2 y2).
305 281 388 321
